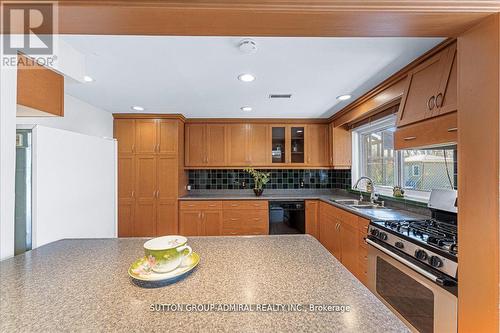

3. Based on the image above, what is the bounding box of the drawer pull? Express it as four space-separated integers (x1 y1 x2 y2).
427 95 436 110
435 93 443 107
230 218 238 221
447 127 458 133
404 136 417 141
253 218 261 221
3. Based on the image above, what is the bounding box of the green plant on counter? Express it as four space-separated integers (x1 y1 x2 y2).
244 168 270 190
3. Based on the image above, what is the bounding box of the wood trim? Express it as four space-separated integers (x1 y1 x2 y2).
186 118 329 124
16 54 64 117
56 3 493 36
113 113 186 121
457 14 499 333
330 38 456 126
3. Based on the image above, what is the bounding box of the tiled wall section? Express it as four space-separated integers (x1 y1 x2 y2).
188 169 352 190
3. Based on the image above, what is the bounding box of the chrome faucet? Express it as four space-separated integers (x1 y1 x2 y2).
353 176 376 203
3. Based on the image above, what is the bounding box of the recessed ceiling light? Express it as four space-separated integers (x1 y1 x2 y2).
83 75 94 83
238 73 255 82
241 106 253 112
238 39 257 54
337 94 352 101
131 106 145 111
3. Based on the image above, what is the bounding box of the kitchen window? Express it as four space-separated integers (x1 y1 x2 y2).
352 115 456 202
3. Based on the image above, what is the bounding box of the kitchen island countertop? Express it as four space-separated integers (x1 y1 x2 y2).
0 236 409 332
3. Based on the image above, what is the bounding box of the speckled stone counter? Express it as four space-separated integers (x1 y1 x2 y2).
0 236 410 332
180 190 428 221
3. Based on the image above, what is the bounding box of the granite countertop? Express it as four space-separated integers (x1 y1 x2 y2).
180 190 428 221
0 236 409 332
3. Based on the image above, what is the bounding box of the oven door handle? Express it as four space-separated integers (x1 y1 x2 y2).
366 238 440 284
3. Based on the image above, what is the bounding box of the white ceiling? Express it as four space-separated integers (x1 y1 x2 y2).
63 36 444 118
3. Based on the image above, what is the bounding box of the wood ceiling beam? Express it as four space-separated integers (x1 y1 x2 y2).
55 1 498 36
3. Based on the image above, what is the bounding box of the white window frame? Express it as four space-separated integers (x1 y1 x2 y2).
352 115 435 203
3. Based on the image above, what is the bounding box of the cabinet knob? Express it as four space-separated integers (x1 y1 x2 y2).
427 95 436 110
435 93 443 107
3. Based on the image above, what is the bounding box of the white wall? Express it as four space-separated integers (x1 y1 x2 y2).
32 126 117 248
17 94 113 138
0 60 17 260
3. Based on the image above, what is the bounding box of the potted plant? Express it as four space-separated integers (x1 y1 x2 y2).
244 168 270 196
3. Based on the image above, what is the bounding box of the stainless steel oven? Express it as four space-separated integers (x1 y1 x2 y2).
366 239 457 333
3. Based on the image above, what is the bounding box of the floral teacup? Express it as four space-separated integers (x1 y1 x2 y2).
143 236 192 273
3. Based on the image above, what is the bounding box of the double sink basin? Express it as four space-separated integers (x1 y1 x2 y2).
333 199 387 210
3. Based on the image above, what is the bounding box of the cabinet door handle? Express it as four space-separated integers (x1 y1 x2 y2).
156 190 160 198
447 127 458 133
198 212 202 219
131 144 135 153
404 136 417 141
131 191 135 199
435 93 443 107
427 95 436 110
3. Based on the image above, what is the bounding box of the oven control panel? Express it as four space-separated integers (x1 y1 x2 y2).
368 225 458 278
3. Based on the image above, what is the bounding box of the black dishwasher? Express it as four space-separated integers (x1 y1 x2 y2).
269 201 305 235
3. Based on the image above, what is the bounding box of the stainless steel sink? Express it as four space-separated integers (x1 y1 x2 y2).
333 199 361 205
333 199 387 210
350 204 388 210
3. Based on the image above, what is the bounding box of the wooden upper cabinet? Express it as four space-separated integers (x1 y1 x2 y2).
397 43 457 128
114 119 136 154
248 124 270 166
330 124 352 168
17 54 64 117
433 43 457 117
185 124 206 166
206 124 226 165
307 124 329 166
135 119 158 154
157 155 178 199
226 124 249 166
158 120 178 154
185 123 226 166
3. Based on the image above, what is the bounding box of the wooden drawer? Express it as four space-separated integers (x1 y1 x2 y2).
222 210 268 235
179 200 222 210
223 200 268 210
394 111 457 149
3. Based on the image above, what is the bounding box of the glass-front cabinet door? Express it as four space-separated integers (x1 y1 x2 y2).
290 126 305 164
271 126 286 164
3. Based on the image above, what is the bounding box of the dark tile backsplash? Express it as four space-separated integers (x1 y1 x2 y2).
188 169 352 190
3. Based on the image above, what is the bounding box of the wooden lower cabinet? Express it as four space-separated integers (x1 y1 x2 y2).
319 201 370 285
305 200 319 239
203 210 223 236
222 210 268 235
179 209 223 236
179 200 269 236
